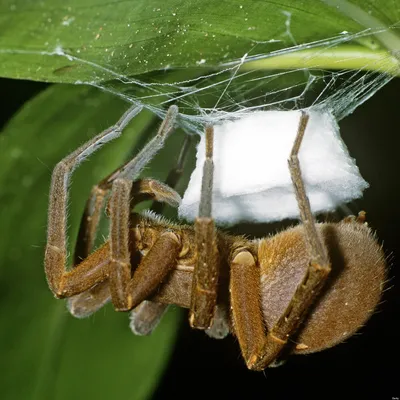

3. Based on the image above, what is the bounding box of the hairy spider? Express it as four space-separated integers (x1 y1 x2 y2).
45 105 386 370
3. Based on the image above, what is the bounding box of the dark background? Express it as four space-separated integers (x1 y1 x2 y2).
1 77 399 400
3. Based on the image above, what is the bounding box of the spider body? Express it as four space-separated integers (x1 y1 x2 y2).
45 105 386 370
68 210 385 367
146 214 385 354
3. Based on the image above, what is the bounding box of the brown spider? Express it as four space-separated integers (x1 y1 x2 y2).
45 105 386 371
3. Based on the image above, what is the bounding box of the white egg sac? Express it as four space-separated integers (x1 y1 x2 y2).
179 109 368 225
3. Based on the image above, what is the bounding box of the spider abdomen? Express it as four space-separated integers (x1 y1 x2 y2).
258 220 386 354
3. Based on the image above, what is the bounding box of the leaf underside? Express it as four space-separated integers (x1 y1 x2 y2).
0 0 399 83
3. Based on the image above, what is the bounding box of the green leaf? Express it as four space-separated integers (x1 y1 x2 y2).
0 84 185 400
0 0 399 83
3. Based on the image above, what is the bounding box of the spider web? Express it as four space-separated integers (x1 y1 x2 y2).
71 17 400 136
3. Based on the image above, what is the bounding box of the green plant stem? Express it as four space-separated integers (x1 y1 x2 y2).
240 45 400 77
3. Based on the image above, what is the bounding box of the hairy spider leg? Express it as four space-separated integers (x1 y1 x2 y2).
189 125 220 329
230 111 332 371
73 105 179 264
66 106 179 316
45 104 143 297
45 105 178 300
130 135 193 335
67 178 181 317
129 300 171 335
108 177 182 311
131 134 230 337
67 178 181 316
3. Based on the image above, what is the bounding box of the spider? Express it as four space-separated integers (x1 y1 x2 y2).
45 104 386 371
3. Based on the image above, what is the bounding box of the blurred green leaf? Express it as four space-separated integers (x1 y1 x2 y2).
0 0 399 83
0 84 185 400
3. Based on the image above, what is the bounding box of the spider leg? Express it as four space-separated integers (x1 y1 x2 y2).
205 304 230 339
230 111 331 371
230 249 265 366
67 179 112 317
67 276 112 318
189 125 220 330
108 177 181 311
73 183 109 266
45 104 143 297
67 178 181 317
129 300 170 335
45 105 178 299
98 105 181 312
65 105 178 315
73 105 180 264
288 112 330 267
130 135 192 335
